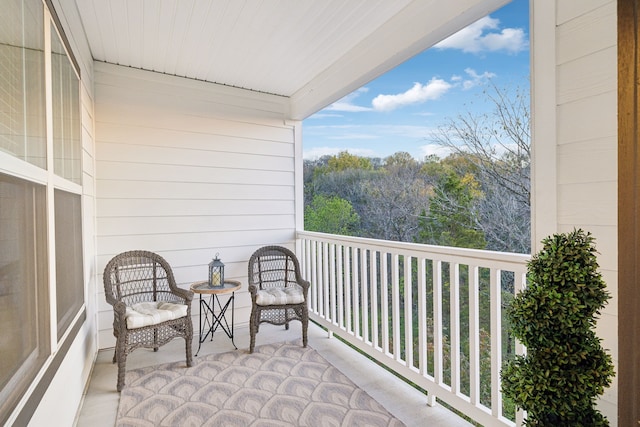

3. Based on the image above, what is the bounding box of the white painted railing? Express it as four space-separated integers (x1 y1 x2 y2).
297 231 530 427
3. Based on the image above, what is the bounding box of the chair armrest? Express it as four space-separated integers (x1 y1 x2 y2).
248 284 259 303
104 291 119 307
172 287 193 303
298 279 310 298
112 301 127 317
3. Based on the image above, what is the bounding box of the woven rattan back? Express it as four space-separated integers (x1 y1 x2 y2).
247 245 309 353
102 250 193 391
104 250 179 307
248 246 301 291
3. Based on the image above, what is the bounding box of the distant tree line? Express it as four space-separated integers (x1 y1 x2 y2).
304 83 530 254
303 84 529 417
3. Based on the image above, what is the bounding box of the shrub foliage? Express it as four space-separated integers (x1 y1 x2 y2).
501 229 614 426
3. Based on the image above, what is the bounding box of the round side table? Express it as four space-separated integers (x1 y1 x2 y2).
190 280 241 355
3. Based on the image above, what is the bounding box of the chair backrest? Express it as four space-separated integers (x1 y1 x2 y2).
248 246 302 290
103 250 178 307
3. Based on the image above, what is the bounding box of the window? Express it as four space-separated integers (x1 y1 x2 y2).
0 173 49 419
0 0 46 168
0 0 83 422
51 25 81 184
55 189 83 337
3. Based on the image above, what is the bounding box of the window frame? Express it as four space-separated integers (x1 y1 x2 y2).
0 0 85 423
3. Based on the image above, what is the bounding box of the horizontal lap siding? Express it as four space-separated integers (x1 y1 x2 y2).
555 1 618 422
94 62 295 349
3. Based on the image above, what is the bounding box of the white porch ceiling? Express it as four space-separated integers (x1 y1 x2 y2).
74 0 510 120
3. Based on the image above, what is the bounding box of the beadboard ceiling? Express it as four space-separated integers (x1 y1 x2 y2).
74 0 509 119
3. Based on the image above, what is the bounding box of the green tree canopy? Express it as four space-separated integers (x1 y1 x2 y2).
304 194 360 236
418 168 486 249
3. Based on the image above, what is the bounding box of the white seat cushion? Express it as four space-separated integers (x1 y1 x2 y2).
256 287 304 306
125 301 188 329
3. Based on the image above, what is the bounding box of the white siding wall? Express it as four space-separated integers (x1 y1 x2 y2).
533 0 618 423
93 62 298 349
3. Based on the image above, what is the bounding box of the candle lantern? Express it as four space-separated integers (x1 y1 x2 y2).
208 254 225 288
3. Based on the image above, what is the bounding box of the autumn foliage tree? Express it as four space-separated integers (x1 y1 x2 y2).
417 157 486 248
430 83 530 253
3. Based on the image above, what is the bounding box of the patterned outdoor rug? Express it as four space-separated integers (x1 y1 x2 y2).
116 341 404 426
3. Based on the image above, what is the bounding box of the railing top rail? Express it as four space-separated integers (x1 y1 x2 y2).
297 230 531 269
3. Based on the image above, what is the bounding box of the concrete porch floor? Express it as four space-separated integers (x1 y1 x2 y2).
76 322 473 426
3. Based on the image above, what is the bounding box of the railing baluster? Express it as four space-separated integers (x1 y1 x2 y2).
490 269 503 418
311 242 322 313
381 252 390 356
514 270 526 427
353 247 360 339
361 249 370 344
337 244 344 329
514 271 526 360
450 262 460 395
322 241 329 320
418 257 427 376
433 260 443 387
329 243 336 324
404 254 413 369
392 253 401 361
371 250 379 349
302 238 309 284
345 245 352 334
469 265 480 406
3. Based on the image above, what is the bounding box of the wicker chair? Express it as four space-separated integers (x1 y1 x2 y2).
248 246 310 353
103 250 194 391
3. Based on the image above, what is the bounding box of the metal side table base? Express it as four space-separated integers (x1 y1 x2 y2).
190 280 241 356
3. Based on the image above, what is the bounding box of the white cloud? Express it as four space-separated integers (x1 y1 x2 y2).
306 124 431 140
314 64 498 123
371 78 452 112
376 124 434 139
308 112 344 119
481 27 528 53
326 102 371 113
461 68 496 89
418 142 523 162
324 87 371 112
434 16 528 54
413 111 436 117
303 124 436 160
328 133 378 140
419 144 454 159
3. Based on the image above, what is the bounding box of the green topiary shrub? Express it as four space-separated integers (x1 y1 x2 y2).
501 229 614 426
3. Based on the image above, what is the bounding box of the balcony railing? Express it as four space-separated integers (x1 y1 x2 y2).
297 231 530 427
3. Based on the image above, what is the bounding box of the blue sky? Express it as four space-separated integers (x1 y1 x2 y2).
302 0 530 161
